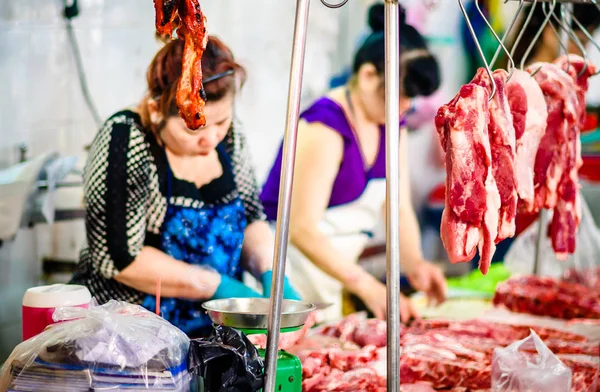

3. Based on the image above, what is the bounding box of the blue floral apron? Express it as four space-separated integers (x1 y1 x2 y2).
142 145 247 335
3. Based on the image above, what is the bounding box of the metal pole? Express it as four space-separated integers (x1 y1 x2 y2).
533 211 545 275
560 2 574 46
384 1 401 391
263 0 310 391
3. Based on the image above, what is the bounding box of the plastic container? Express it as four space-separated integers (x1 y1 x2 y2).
21 284 91 341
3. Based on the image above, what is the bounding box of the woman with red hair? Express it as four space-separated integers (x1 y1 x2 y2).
71 36 299 337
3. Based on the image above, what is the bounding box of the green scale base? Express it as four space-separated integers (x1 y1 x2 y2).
257 349 302 392
238 327 302 392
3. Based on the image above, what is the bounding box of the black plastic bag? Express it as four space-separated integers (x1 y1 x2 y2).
188 326 264 392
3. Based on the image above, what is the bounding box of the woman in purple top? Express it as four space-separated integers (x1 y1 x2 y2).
260 3 446 323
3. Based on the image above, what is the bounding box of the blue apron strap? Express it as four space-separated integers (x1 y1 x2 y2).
216 143 234 171
166 163 174 202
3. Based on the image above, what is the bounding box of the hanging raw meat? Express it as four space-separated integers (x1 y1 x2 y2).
471 68 518 242
548 55 597 259
527 62 579 213
505 69 548 211
153 0 208 130
435 83 500 274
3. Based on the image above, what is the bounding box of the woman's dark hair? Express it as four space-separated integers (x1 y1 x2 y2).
146 35 246 121
509 4 600 67
352 3 440 98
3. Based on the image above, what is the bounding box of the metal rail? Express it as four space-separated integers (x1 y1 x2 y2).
509 0 597 2
263 0 310 391
384 1 401 390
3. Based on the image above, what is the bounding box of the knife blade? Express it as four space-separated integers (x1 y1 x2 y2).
312 302 333 310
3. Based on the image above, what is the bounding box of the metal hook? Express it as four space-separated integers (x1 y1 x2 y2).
320 0 349 9
473 0 516 80
510 0 538 69
571 12 600 76
559 6 591 78
546 3 588 77
490 0 524 71
522 0 557 73
539 2 571 74
458 0 496 100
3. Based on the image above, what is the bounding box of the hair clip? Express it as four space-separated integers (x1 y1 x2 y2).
203 69 235 84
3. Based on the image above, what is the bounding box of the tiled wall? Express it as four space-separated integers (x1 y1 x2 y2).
0 0 368 362
0 0 472 362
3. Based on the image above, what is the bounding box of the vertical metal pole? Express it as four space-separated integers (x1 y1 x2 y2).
263 0 310 391
384 1 401 391
533 211 545 275
534 1 573 276
560 2 573 49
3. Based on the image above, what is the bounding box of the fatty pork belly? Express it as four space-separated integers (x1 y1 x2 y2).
527 60 591 259
527 62 579 213
471 68 518 242
505 69 548 211
548 55 597 259
435 83 500 274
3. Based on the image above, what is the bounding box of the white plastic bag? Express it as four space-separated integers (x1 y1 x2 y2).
0 300 191 391
491 330 572 392
505 194 600 288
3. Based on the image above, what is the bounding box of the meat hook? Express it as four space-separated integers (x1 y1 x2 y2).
554 4 589 77
569 12 600 76
320 0 349 9
473 0 516 81
511 0 539 70
458 0 496 100
490 0 524 73
536 1 571 75
523 0 557 76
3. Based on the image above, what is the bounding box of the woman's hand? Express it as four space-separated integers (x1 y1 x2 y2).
355 276 419 323
405 259 447 306
400 294 419 323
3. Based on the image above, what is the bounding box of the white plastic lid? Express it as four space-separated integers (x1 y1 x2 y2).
22 284 92 308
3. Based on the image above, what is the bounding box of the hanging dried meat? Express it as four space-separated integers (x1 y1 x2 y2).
153 0 208 130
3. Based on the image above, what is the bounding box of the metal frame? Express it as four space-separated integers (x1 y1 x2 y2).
263 0 588 390
510 0 598 2
263 0 402 391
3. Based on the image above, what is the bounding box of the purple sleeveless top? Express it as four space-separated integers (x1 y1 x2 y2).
261 97 399 221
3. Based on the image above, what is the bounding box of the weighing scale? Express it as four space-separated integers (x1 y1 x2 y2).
202 298 315 392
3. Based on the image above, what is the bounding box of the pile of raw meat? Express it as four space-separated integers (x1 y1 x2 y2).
493 274 600 320
285 313 599 391
435 55 597 274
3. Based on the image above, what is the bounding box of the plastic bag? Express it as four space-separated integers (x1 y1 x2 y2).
0 300 191 391
188 325 264 392
505 195 600 288
491 330 572 392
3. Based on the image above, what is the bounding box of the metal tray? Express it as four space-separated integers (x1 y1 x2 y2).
202 298 315 330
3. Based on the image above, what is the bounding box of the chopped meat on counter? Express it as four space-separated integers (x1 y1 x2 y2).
314 312 389 348
289 313 599 391
248 313 316 350
435 83 500 274
493 275 600 320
